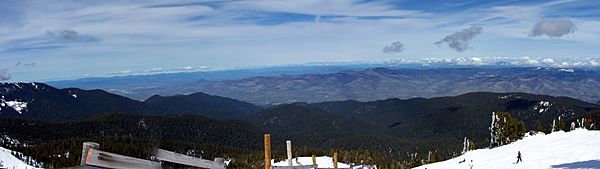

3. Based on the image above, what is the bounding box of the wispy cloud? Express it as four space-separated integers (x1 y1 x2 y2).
45 30 98 43
529 20 576 38
108 66 198 76
435 25 483 52
15 62 36 67
1 29 97 53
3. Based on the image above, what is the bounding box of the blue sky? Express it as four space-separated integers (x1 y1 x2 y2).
1 0 600 82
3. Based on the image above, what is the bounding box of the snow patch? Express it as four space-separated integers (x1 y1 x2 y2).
533 101 552 114
0 98 28 114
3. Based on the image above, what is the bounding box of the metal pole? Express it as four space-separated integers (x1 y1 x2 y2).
264 134 271 169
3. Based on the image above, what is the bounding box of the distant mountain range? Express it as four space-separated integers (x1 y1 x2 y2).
47 66 600 105
49 67 599 105
2 82 598 168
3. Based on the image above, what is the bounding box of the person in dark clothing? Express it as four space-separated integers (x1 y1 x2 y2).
516 151 523 163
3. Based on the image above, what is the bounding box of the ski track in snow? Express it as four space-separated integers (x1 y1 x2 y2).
415 129 600 169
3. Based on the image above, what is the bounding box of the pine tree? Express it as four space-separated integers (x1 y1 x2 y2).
553 116 565 131
468 140 476 150
534 120 546 133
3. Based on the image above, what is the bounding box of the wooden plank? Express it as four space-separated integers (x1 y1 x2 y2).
265 134 271 169
154 148 225 169
85 148 161 169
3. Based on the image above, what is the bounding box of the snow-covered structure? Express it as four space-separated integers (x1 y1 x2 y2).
272 156 376 169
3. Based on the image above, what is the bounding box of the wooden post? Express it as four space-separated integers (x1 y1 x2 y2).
80 142 99 166
286 140 293 167
312 155 317 169
333 152 338 169
264 134 271 169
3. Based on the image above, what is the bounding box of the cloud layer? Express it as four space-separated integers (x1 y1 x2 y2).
0 69 11 81
1 0 600 81
383 41 405 54
435 26 483 52
529 20 576 38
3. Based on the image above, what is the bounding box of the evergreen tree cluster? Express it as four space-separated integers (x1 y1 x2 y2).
490 112 525 147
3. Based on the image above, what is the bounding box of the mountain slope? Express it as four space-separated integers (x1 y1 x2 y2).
144 92 261 119
247 92 599 160
0 82 260 122
315 92 599 149
0 82 149 121
415 129 600 169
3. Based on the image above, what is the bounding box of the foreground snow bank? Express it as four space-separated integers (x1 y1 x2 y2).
0 146 41 169
272 156 351 168
415 129 600 169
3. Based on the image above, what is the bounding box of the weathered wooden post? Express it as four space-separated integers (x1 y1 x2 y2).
286 140 293 167
80 142 99 166
264 134 271 169
333 152 338 169
312 155 317 169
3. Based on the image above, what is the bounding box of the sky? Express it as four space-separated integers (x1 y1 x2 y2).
1 0 600 82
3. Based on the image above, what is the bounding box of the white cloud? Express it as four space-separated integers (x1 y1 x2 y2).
542 58 555 64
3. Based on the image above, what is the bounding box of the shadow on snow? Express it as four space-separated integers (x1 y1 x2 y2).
551 160 600 169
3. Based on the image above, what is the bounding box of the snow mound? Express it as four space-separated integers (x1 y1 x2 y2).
272 156 351 168
0 146 41 169
415 129 600 169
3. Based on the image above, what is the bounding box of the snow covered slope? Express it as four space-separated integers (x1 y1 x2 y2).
0 146 41 169
415 129 600 169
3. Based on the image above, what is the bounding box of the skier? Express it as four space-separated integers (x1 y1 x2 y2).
459 159 466 164
469 160 474 169
516 151 523 163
